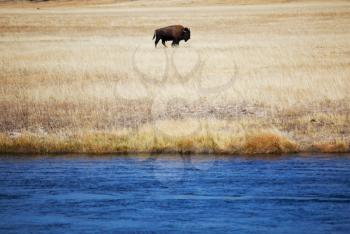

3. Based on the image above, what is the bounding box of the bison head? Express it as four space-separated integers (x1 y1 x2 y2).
182 27 191 42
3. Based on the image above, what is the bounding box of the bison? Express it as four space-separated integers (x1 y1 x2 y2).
152 25 191 48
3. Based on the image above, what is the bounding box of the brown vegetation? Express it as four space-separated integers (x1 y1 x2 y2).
0 0 349 154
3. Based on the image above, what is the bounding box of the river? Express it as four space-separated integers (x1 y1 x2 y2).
0 154 349 233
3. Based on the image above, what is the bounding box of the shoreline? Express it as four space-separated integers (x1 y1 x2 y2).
0 152 349 158
1 127 348 155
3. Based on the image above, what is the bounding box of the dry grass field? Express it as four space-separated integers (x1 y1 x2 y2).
0 0 349 154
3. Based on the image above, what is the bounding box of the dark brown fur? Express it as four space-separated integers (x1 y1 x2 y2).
153 25 191 47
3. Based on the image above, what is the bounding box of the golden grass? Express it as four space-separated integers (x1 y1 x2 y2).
244 132 297 154
0 119 298 154
0 0 349 154
1 0 344 8
312 141 349 153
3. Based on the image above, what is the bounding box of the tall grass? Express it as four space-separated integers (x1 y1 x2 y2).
0 119 300 154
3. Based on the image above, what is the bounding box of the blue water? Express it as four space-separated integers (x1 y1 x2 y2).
0 154 350 233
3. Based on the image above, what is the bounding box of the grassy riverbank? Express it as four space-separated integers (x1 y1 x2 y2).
0 0 349 154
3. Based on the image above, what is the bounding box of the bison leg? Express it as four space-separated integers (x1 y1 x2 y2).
171 40 179 47
155 37 160 47
162 39 167 47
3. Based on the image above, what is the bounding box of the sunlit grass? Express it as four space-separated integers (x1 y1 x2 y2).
0 0 349 154
0 119 348 154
